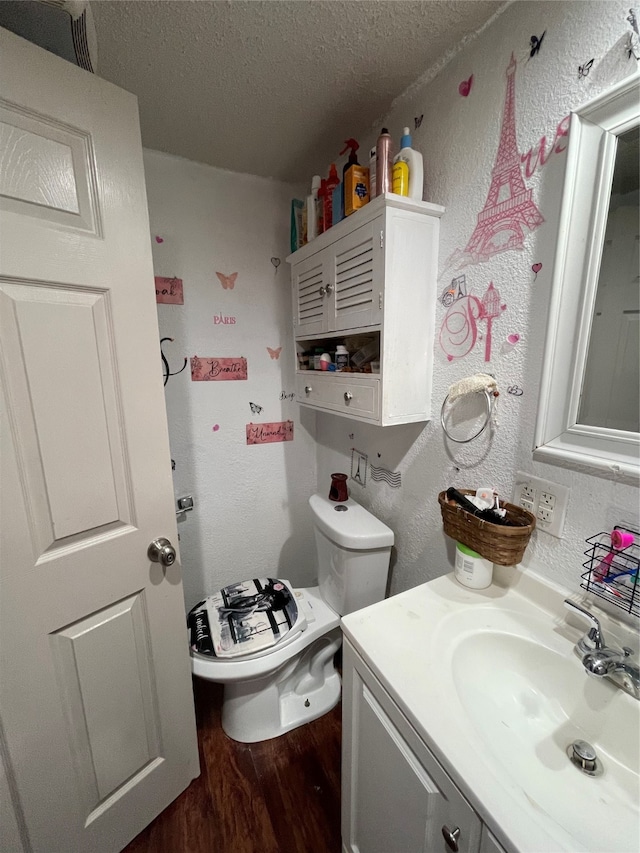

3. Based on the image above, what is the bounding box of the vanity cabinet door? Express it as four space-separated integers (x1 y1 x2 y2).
342 644 482 853
479 826 508 853
292 252 327 336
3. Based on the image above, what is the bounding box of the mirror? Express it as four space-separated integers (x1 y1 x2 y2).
534 72 640 484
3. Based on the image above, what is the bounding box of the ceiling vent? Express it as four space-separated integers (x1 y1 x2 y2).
0 1 97 72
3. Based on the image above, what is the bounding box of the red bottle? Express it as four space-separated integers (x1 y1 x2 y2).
323 164 340 233
317 179 327 234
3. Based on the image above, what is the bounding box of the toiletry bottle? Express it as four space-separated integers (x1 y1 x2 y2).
393 127 424 201
369 146 377 199
332 180 343 227
375 128 393 196
335 344 349 371
317 179 327 234
323 164 340 232
306 175 321 241
454 542 493 589
341 138 370 216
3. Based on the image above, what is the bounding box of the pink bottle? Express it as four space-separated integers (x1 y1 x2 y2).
375 128 393 195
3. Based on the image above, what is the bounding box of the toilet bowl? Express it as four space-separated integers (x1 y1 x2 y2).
188 493 394 743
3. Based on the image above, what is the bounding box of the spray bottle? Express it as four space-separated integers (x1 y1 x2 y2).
341 138 370 216
375 128 393 196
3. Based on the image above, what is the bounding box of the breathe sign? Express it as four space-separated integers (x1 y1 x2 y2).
190 357 247 381
246 421 294 445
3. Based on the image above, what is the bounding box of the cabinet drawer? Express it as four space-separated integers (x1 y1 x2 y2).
296 373 379 419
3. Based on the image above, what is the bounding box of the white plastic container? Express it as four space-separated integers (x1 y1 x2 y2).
454 542 493 589
335 344 349 371
393 127 423 201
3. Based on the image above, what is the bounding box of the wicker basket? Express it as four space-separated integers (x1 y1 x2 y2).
438 489 536 566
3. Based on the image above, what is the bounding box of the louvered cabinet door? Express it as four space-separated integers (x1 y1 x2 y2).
292 252 327 335
327 217 384 332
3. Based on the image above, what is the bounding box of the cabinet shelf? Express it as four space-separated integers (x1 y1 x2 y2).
287 194 444 426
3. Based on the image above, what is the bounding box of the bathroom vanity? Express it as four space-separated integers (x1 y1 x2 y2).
341 568 640 853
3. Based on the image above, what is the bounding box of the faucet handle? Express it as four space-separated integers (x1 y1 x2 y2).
563 599 605 650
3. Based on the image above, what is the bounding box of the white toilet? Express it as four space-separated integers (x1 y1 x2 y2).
188 493 394 742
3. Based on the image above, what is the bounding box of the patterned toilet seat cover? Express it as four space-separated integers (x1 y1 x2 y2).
187 578 304 659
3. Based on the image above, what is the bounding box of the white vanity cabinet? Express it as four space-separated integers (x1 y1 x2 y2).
287 193 444 426
342 641 484 853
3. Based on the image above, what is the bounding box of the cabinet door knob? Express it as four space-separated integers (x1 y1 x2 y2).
305 385 313 395
344 391 353 403
318 286 326 296
325 283 334 295
441 825 461 852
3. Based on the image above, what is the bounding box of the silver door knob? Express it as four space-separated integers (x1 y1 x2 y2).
318 286 326 296
148 537 176 567
344 391 353 402
325 283 334 295
441 826 461 852
305 385 312 395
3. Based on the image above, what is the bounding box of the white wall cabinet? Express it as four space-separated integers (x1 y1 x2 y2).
287 193 444 426
342 641 508 853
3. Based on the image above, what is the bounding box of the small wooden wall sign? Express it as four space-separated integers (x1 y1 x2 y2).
190 356 248 381
246 421 294 445
155 276 184 304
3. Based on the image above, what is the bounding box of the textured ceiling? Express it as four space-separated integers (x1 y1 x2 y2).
93 0 506 182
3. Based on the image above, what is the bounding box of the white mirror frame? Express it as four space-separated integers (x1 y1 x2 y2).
534 72 640 486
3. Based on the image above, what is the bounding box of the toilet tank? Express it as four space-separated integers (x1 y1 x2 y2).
309 494 394 616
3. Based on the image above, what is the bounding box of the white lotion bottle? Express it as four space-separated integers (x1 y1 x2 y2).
306 175 321 241
394 127 423 201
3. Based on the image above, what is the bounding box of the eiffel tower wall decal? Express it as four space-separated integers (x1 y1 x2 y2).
449 53 544 270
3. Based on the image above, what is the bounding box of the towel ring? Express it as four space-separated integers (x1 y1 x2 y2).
441 389 496 444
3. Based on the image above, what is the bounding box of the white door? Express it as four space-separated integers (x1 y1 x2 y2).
0 28 199 853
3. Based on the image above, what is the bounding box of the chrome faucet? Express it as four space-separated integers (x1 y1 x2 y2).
564 600 640 700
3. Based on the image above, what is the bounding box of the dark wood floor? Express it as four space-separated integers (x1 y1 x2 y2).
123 677 343 853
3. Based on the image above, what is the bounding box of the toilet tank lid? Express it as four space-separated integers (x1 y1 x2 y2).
309 494 394 550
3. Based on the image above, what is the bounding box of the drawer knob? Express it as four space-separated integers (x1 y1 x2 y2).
305 385 312 395
344 391 353 403
441 825 461 852
318 286 326 296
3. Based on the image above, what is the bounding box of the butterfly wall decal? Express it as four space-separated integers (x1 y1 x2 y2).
578 58 594 79
529 30 546 58
414 115 424 129
216 272 238 290
266 346 282 360
628 8 640 59
249 402 263 414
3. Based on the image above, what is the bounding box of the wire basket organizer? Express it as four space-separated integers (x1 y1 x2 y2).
581 526 640 618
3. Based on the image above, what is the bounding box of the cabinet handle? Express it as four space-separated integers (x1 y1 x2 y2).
318 286 326 296
441 825 461 852
305 386 313 395
325 283 334 295
344 391 353 403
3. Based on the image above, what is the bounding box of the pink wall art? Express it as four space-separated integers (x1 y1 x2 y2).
458 75 473 97
160 337 187 386
439 281 506 362
445 54 545 271
267 346 282 360
216 272 238 290
155 276 183 304
214 313 236 325
246 421 294 445
190 356 248 381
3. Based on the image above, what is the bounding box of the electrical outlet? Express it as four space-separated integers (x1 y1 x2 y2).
513 472 570 538
537 505 553 525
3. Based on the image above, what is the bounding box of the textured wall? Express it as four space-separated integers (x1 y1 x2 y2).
144 151 317 610
316 0 639 597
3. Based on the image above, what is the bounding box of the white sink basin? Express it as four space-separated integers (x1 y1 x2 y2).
447 610 639 852
341 568 640 852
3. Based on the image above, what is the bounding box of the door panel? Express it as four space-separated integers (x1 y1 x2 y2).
0 27 199 853
329 217 383 331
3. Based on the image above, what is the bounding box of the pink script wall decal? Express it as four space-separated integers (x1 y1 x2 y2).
190 357 247 381
246 421 294 445
155 276 184 304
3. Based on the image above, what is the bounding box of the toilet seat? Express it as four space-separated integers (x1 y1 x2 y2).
190 587 340 683
188 578 305 659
